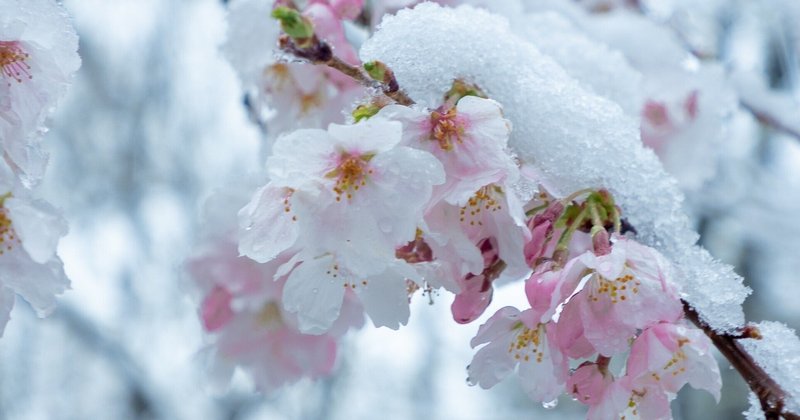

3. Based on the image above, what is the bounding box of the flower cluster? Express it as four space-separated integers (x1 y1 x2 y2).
192 3 730 416
0 0 79 336
185 189 364 391
467 191 721 418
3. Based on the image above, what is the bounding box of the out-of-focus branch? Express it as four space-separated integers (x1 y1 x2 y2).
55 304 172 420
683 301 800 420
739 99 800 142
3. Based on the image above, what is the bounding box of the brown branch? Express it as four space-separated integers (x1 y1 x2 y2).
739 100 800 143
278 35 415 106
683 300 800 420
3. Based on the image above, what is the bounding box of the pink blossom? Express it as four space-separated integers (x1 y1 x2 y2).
187 232 364 393
305 2 360 64
567 362 613 407
524 202 563 266
567 361 673 420
626 322 721 402
450 238 497 323
376 96 516 206
248 119 444 275
310 0 365 21
0 0 81 186
467 306 567 402
532 237 683 356
224 0 363 136
240 119 443 333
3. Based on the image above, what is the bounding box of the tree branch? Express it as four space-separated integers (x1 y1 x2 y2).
683 301 800 420
278 35 415 106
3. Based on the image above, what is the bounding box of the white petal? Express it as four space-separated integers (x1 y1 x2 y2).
238 184 299 263
267 128 334 188
0 249 68 316
5 196 67 264
467 338 517 389
471 306 521 347
356 267 411 330
327 118 402 153
0 286 14 337
282 255 345 335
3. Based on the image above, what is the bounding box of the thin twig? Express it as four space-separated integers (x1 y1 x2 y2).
683 301 800 420
279 35 415 106
740 100 800 142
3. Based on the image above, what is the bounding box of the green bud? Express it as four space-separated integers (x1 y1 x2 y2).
363 61 388 82
271 6 314 44
444 79 487 105
352 103 381 122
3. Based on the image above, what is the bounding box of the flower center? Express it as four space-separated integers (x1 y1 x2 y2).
0 195 19 255
430 107 465 151
588 272 641 304
460 185 503 226
508 322 546 363
327 152 373 201
0 41 31 84
257 301 284 329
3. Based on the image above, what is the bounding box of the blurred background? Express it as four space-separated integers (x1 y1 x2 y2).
0 0 799 418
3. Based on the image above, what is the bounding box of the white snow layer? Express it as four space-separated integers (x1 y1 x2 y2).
360 3 750 332
741 322 800 415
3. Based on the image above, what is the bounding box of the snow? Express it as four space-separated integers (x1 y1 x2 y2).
512 11 643 116
360 2 750 332
741 321 800 415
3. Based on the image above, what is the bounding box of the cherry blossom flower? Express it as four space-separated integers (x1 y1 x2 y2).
255 118 444 273
224 0 363 137
187 187 364 391
376 96 516 205
281 253 418 333
187 239 364 393
0 165 69 336
567 359 678 420
0 0 81 186
626 322 721 402
309 0 365 21
240 118 443 333
467 306 567 403
534 236 683 356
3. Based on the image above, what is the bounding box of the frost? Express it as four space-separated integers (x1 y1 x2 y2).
361 3 749 332
744 392 764 420
740 321 800 415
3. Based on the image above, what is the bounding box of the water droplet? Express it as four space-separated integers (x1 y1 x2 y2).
542 399 558 410
312 288 319 294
